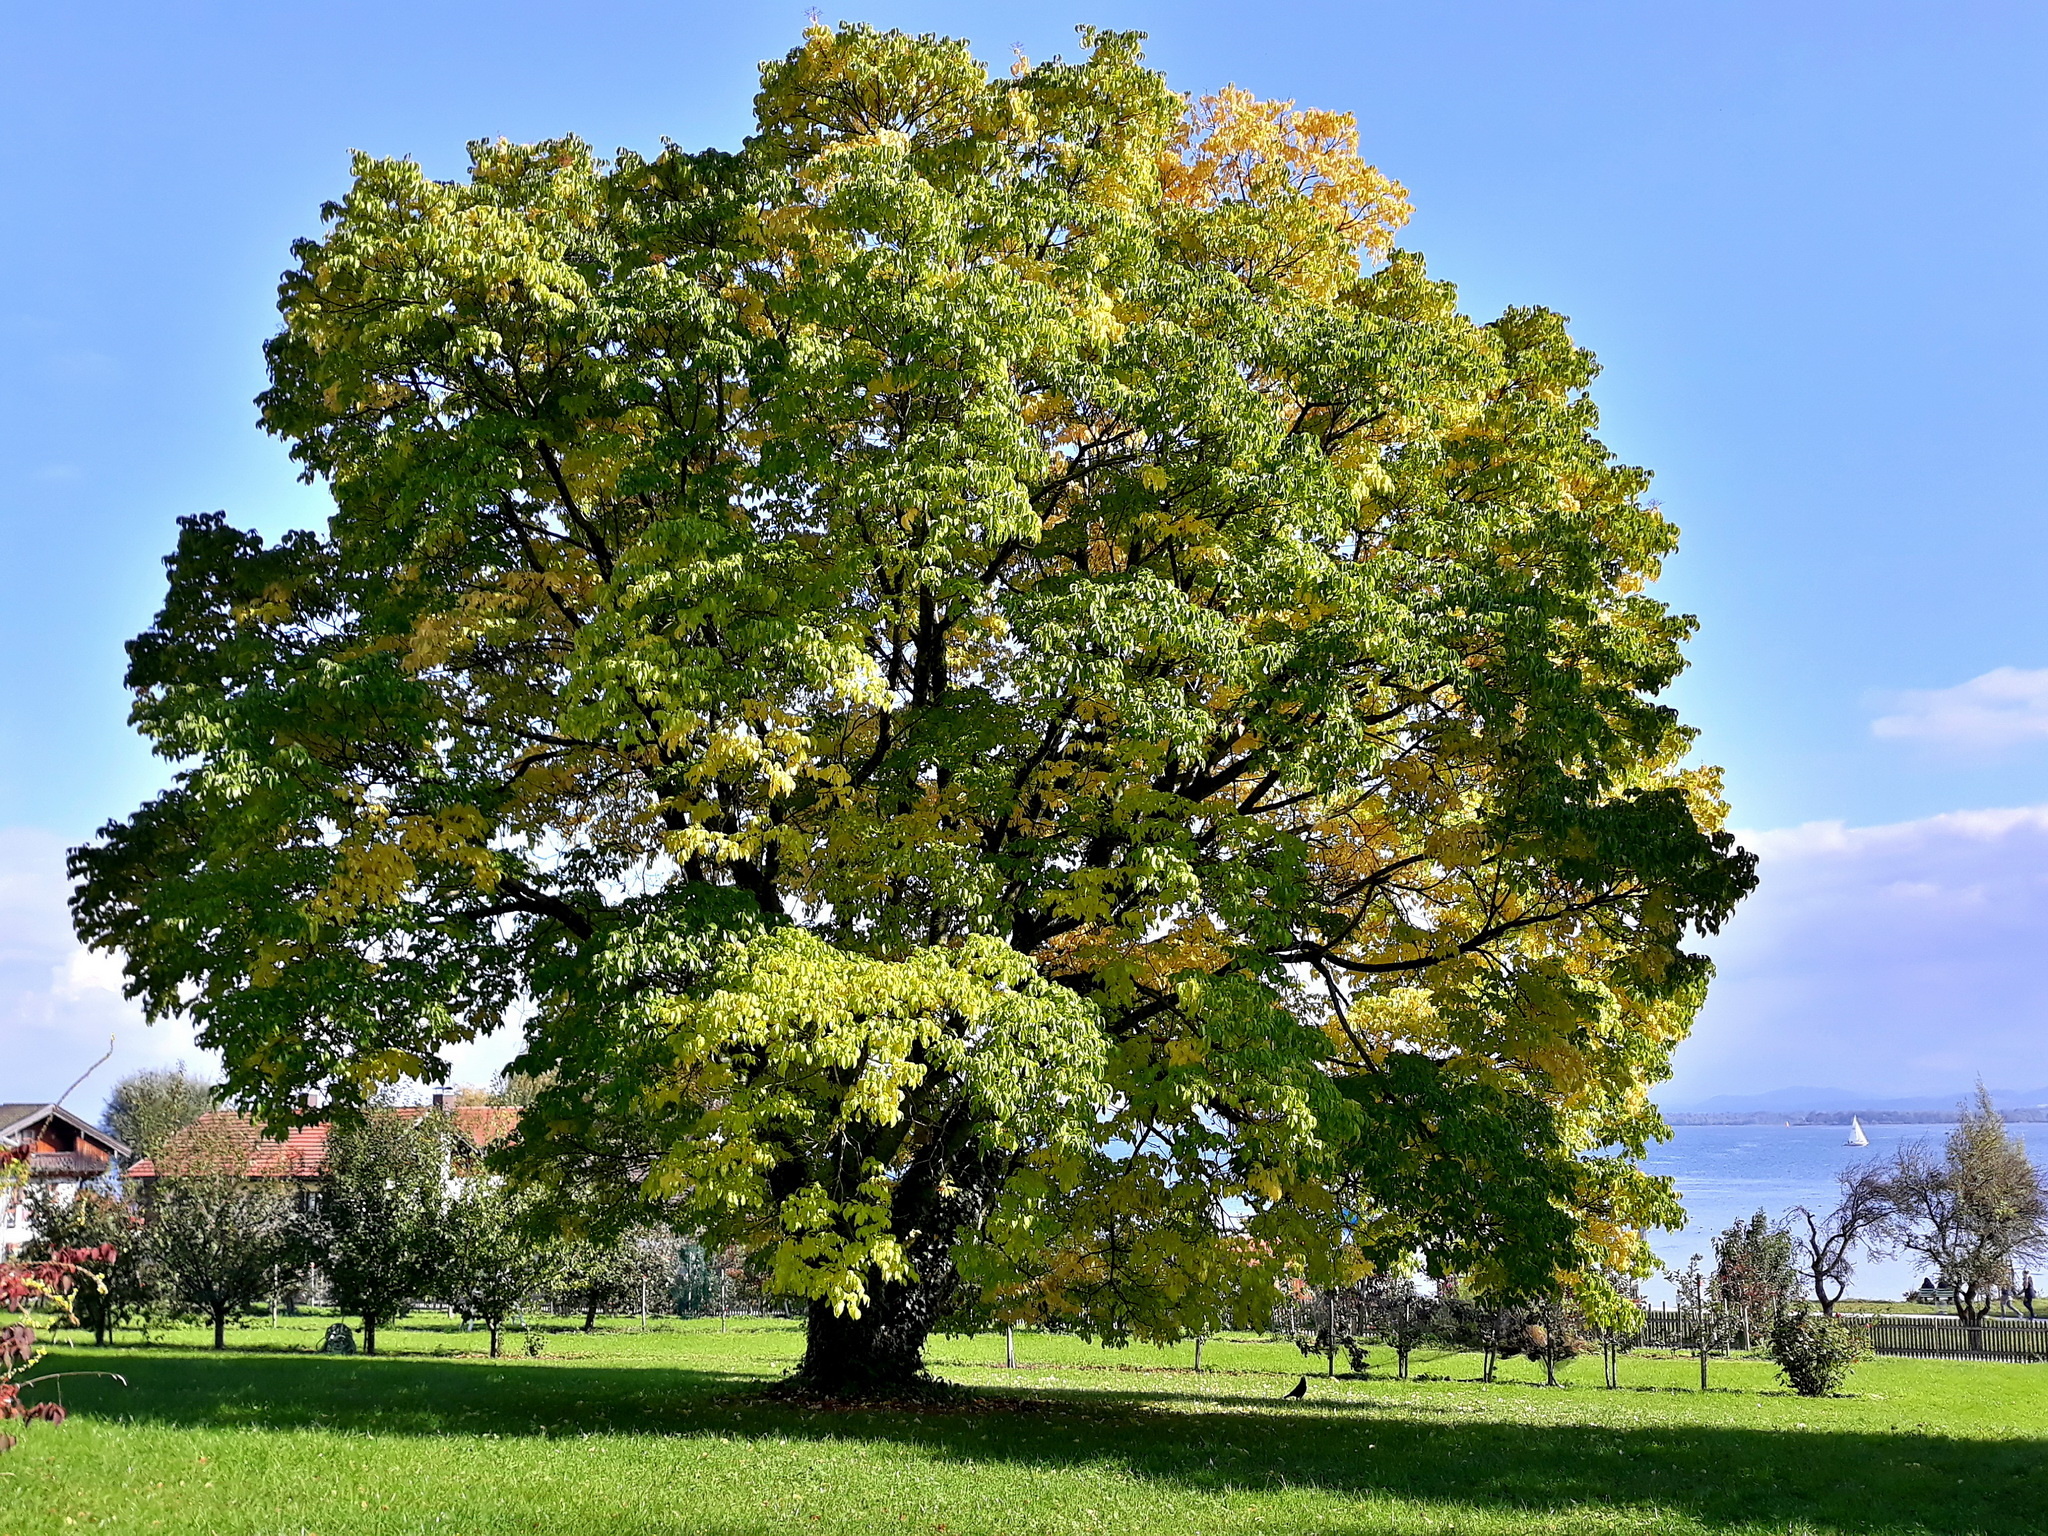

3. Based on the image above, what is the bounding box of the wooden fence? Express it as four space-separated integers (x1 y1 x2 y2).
1642 1308 2048 1362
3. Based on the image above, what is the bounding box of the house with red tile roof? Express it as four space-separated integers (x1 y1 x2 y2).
124 1102 519 1185
0 1102 130 1255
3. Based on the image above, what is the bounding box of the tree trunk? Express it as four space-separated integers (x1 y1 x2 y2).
1323 1287 1335 1378
792 1107 1005 1397
214 1307 227 1351
489 1321 502 1358
363 1315 378 1356
1956 1292 1987 1353
1192 1335 1202 1374
584 1291 599 1332
798 1279 948 1395
1005 1325 1017 1369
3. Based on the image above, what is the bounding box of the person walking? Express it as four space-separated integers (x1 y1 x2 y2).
2024 1271 2037 1319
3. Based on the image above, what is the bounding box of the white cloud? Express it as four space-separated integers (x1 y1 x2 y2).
0 827 523 1115
1871 666 2048 757
54 945 128 1003
1672 803 2048 1101
0 827 214 1113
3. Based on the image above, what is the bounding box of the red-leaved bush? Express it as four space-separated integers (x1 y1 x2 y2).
0 1227 119 1450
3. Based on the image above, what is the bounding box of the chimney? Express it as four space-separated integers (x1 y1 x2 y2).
431 1090 449 1111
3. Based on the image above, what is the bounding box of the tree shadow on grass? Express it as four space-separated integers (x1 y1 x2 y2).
50 1350 2039 1535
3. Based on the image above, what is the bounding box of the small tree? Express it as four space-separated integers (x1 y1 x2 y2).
438 1181 566 1357
704 1243 755 1331
1711 1210 1799 1348
147 1118 300 1349
1580 1271 1647 1389
1431 1292 1586 1386
623 1227 683 1330
1284 1278 1369 1378
1357 1277 1440 1380
1672 1255 1737 1392
317 1110 448 1355
102 1067 215 1167
1432 1296 1511 1384
1886 1087 2048 1350
484 1071 552 1109
1521 1294 1591 1387
2 1146 121 1451
20 1188 154 1345
555 1232 648 1332
1767 1306 1872 1396
1787 1164 1894 1317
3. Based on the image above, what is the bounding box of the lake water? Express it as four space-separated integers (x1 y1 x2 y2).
1638 1121 1987 1305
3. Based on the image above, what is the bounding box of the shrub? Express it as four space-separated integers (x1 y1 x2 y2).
1768 1307 1872 1396
1 1229 121 1452
20 1187 155 1344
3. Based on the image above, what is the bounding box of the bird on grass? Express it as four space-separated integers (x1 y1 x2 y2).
1283 1375 1308 1400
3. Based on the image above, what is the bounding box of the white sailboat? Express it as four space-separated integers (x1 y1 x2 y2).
1845 1116 1869 1147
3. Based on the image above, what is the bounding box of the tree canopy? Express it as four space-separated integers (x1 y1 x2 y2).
1888 1087 2048 1333
145 1117 300 1350
73 22 1753 1391
438 1178 566 1358
103 1066 216 1166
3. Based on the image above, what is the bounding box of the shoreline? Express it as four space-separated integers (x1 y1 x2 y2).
1663 1109 2048 1125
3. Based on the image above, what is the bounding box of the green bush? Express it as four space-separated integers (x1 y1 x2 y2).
1767 1307 1872 1396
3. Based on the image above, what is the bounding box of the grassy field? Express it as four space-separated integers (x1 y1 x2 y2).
4 1312 2044 1535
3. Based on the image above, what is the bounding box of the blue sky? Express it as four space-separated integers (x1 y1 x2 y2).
5 1 2045 1107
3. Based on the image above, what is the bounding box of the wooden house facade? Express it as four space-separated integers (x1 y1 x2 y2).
0 1102 130 1255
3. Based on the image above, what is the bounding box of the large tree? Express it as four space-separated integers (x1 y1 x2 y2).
1887 1088 2048 1348
72 24 1752 1393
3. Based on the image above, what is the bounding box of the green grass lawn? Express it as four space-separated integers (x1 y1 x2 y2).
4 1313 2043 1535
